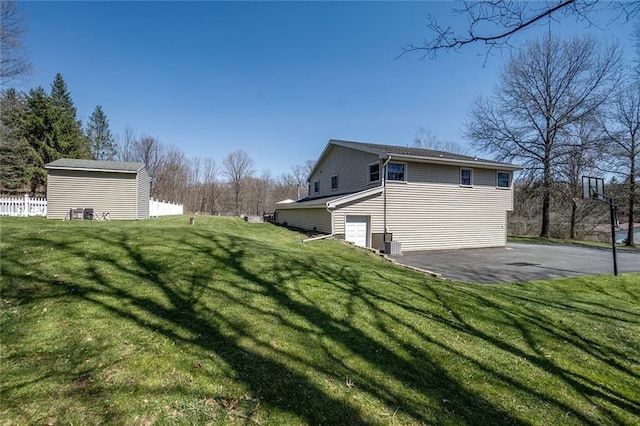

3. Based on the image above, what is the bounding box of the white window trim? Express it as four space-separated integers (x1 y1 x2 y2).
460 168 473 187
496 171 511 189
330 174 339 191
313 180 320 193
368 161 381 183
386 161 407 183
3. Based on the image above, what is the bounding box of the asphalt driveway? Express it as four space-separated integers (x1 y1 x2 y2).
391 243 640 283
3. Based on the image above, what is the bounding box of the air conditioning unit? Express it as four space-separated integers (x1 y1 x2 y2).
385 241 402 255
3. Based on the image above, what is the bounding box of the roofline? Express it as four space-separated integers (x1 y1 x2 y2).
45 164 143 174
276 186 384 210
275 199 327 209
327 186 383 208
308 140 522 178
385 153 523 171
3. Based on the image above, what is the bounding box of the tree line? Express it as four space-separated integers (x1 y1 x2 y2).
467 33 639 245
0 73 315 216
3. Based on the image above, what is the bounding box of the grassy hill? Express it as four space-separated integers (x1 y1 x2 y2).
1 216 639 425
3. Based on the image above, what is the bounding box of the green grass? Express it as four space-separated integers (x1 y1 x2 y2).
508 235 640 251
1 216 639 425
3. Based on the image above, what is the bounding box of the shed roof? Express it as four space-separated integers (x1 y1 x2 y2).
45 158 145 173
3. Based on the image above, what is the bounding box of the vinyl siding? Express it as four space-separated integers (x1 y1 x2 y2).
385 164 513 251
276 208 331 234
137 168 151 219
308 145 380 198
46 169 139 220
333 192 384 234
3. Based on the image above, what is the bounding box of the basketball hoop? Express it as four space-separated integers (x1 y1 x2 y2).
581 175 619 276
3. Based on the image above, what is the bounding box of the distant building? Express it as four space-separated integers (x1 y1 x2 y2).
45 158 150 220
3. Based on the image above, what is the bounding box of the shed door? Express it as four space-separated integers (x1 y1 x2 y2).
345 216 369 247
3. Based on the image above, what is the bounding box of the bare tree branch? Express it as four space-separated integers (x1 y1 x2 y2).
401 1 637 59
0 0 32 85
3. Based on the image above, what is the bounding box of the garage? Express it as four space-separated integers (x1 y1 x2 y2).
345 215 369 247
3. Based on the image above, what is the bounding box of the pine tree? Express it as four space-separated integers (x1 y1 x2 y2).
49 73 90 159
0 88 31 191
86 105 116 160
23 86 56 193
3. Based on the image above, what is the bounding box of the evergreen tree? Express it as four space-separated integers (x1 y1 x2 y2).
23 86 56 193
86 105 116 160
0 88 32 191
49 73 90 159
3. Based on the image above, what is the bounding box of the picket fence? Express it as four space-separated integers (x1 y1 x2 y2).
0 195 183 218
0 195 47 217
149 198 184 217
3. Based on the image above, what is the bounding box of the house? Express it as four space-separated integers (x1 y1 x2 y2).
275 140 522 252
45 158 150 220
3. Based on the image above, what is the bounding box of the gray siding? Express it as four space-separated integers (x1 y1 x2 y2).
46 169 139 220
385 163 513 251
276 208 331 234
308 145 379 198
137 168 151 219
333 192 384 234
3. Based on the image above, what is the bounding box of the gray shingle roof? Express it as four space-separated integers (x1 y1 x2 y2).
45 158 145 173
330 139 518 169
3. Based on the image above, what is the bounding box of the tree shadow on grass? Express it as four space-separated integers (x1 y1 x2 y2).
2 221 638 424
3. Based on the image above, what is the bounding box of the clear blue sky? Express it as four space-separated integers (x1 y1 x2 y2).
19 1 637 177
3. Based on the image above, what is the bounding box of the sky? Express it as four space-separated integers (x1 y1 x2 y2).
16 1 639 177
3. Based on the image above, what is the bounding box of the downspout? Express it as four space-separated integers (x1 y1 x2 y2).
327 203 335 238
382 156 391 242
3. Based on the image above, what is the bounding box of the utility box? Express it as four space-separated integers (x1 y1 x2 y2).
385 241 402 255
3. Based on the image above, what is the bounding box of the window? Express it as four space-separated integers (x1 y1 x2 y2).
369 163 380 182
387 162 406 182
460 168 473 186
331 174 338 191
497 171 511 188
313 181 319 193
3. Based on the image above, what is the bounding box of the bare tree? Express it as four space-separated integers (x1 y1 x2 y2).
201 158 219 214
116 126 137 162
153 146 189 202
402 0 639 59
291 164 309 199
223 150 255 216
413 127 469 155
556 117 604 239
0 0 32 85
466 34 621 237
304 159 316 178
601 79 640 246
247 171 274 215
133 135 165 194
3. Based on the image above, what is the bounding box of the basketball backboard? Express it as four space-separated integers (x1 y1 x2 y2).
582 176 604 200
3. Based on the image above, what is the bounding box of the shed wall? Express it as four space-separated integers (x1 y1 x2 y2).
46 169 139 219
137 168 151 219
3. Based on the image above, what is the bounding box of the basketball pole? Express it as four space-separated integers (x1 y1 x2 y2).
609 200 618 276
582 176 618 277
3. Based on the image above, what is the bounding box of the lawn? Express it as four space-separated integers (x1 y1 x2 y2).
508 235 640 251
1 216 639 425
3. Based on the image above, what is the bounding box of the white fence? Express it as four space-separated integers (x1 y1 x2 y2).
0 195 47 216
0 196 183 218
149 198 183 217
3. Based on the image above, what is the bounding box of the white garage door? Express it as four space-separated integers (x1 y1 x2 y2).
345 216 369 247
